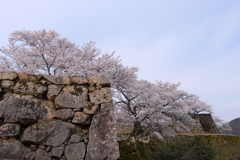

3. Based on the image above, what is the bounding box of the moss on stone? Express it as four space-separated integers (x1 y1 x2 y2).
86 102 95 110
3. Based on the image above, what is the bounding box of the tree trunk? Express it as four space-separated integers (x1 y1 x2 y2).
130 120 143 137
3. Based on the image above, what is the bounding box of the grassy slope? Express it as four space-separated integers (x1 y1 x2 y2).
179 134 240 160
118 134 240 160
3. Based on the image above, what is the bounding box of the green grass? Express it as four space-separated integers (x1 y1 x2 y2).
178 134 240 160
118 134 240 160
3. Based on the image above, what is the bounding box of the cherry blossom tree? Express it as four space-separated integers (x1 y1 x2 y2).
213 116 232 134
187 95 213 117
0 30 138 89
1 29 219 140
115 79 214 139
115 80 194 138
0 30 79 75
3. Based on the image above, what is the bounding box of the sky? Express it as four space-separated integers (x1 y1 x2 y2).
1 0 240 121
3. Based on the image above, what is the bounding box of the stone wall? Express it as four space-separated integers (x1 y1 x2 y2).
197 114 219 134
0 72 119 160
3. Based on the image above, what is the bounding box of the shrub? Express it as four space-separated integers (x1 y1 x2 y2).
155 136 216 160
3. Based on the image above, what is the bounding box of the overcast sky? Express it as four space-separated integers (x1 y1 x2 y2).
1 0 240 121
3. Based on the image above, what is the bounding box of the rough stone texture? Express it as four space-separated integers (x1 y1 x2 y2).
89 75 110 88
0 71 17 80
55 86 88 109
64 142 86 160
0 72 120 160
71 76 88 85
100 102 114 113
46 84 63 101
1 80 14 89
86 112 120 160
13 82 47 98
198 114 219 134
35 149 51 160
1 88 12 93
17 73 42 82
46 146 52 152
51 144 65 158
0 123 21 137
44 75 71 84
69 134 83 143
72 112 91 125
83 102 99 115
54 109 74 120
24 151 35 160
89 88 112 104
21 120 75 146
0 138 29 159
39 144 46 150
0 93 55 124
40 79 52 85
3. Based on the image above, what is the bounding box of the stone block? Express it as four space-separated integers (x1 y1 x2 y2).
17 73 42 82
71 76 88 85
24 151 35 160
0 93 55 124
69 134 83 143
0 123 20 137
1 80 14 89
51 144 65 158
100 102 114 113
44 75 71 84
47 85 63 101
89 75 110 88
0 71 17 80
54 109 74 120
21 120 75 147
86 112 120 160
0 138 28 159
64 142 86 160
55 86 88 109
35 149 51 160
89 88 112 104
83 102 99 115
13 82 47 98
72 112 91 125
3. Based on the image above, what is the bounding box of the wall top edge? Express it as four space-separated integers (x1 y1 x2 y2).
0 71 110 86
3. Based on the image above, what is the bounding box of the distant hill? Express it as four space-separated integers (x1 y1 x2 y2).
229 118 240 135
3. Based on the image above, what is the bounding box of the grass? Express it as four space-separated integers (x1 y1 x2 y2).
118 134 240 160
178 134 240 160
